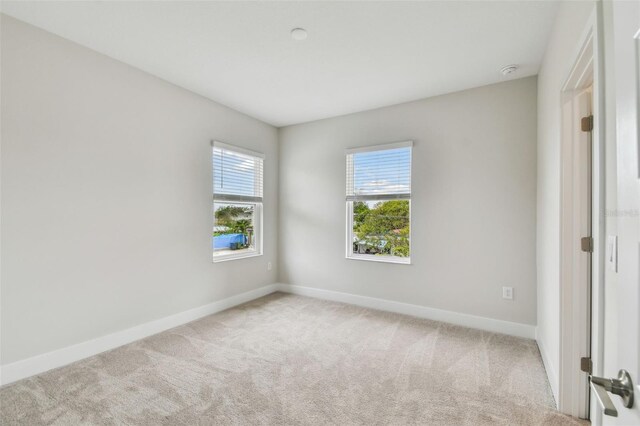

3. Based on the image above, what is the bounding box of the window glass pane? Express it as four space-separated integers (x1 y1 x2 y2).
351 200 410 258
213 202 256 257
348 147 411 198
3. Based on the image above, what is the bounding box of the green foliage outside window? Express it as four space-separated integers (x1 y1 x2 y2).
214 205 253 236
353 200 410 257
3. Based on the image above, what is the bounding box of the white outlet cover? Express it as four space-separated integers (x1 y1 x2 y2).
502 286 514 300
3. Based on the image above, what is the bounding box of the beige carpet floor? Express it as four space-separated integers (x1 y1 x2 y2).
1 292 586 425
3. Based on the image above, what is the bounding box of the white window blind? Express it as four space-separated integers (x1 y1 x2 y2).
213 142 264 203
346 141 412 201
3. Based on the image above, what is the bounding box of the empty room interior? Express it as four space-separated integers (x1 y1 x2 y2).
1 1 639 425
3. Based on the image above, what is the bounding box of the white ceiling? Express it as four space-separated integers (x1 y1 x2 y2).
1 1 559 127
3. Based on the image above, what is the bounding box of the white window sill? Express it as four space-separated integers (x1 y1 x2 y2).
213 251 262 263
346 254 411 265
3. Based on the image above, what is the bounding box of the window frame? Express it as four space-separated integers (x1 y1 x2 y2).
345 141 413 265
212 141 264 263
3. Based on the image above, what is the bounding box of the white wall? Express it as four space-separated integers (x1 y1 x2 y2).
0 15 278 365
535 0 596 402
278 77 538 327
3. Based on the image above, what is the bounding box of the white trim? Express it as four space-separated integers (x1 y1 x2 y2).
345 140 412 154
275 283 535 339
211 140 265 159
213 194 263 203
345 201 352 258
346 193 410 202
346 253 411 265
1 282 538 386
537 331 560 407
0 284 279 386
212 251 262 263
589 5 606 426
557 7 603 420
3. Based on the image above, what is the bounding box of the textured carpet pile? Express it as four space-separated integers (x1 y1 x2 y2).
1 292 585 425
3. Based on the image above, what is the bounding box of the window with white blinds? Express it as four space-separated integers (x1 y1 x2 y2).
345 141 412 264
213 143 264 203
212 141 264 262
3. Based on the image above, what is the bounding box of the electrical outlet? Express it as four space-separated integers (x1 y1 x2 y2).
502 286 513 300
267 262 272 271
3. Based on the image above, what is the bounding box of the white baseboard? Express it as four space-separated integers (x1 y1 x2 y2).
275 283 536 339
536 332 560 406
1 282 537 386
0 283 280 386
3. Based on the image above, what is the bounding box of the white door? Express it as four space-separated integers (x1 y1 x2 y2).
600 1 640 424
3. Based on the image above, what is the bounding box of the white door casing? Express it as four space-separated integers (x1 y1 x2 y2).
575 87 593 419
559 28 597 419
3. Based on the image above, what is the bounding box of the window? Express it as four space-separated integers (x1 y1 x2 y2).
212 141 264 262
346 141 412 264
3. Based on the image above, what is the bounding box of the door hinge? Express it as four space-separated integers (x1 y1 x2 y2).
581 115 593 132
581 236 593 253
581 357 592 374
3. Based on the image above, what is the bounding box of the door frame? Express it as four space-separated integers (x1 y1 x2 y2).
558 7 606 422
